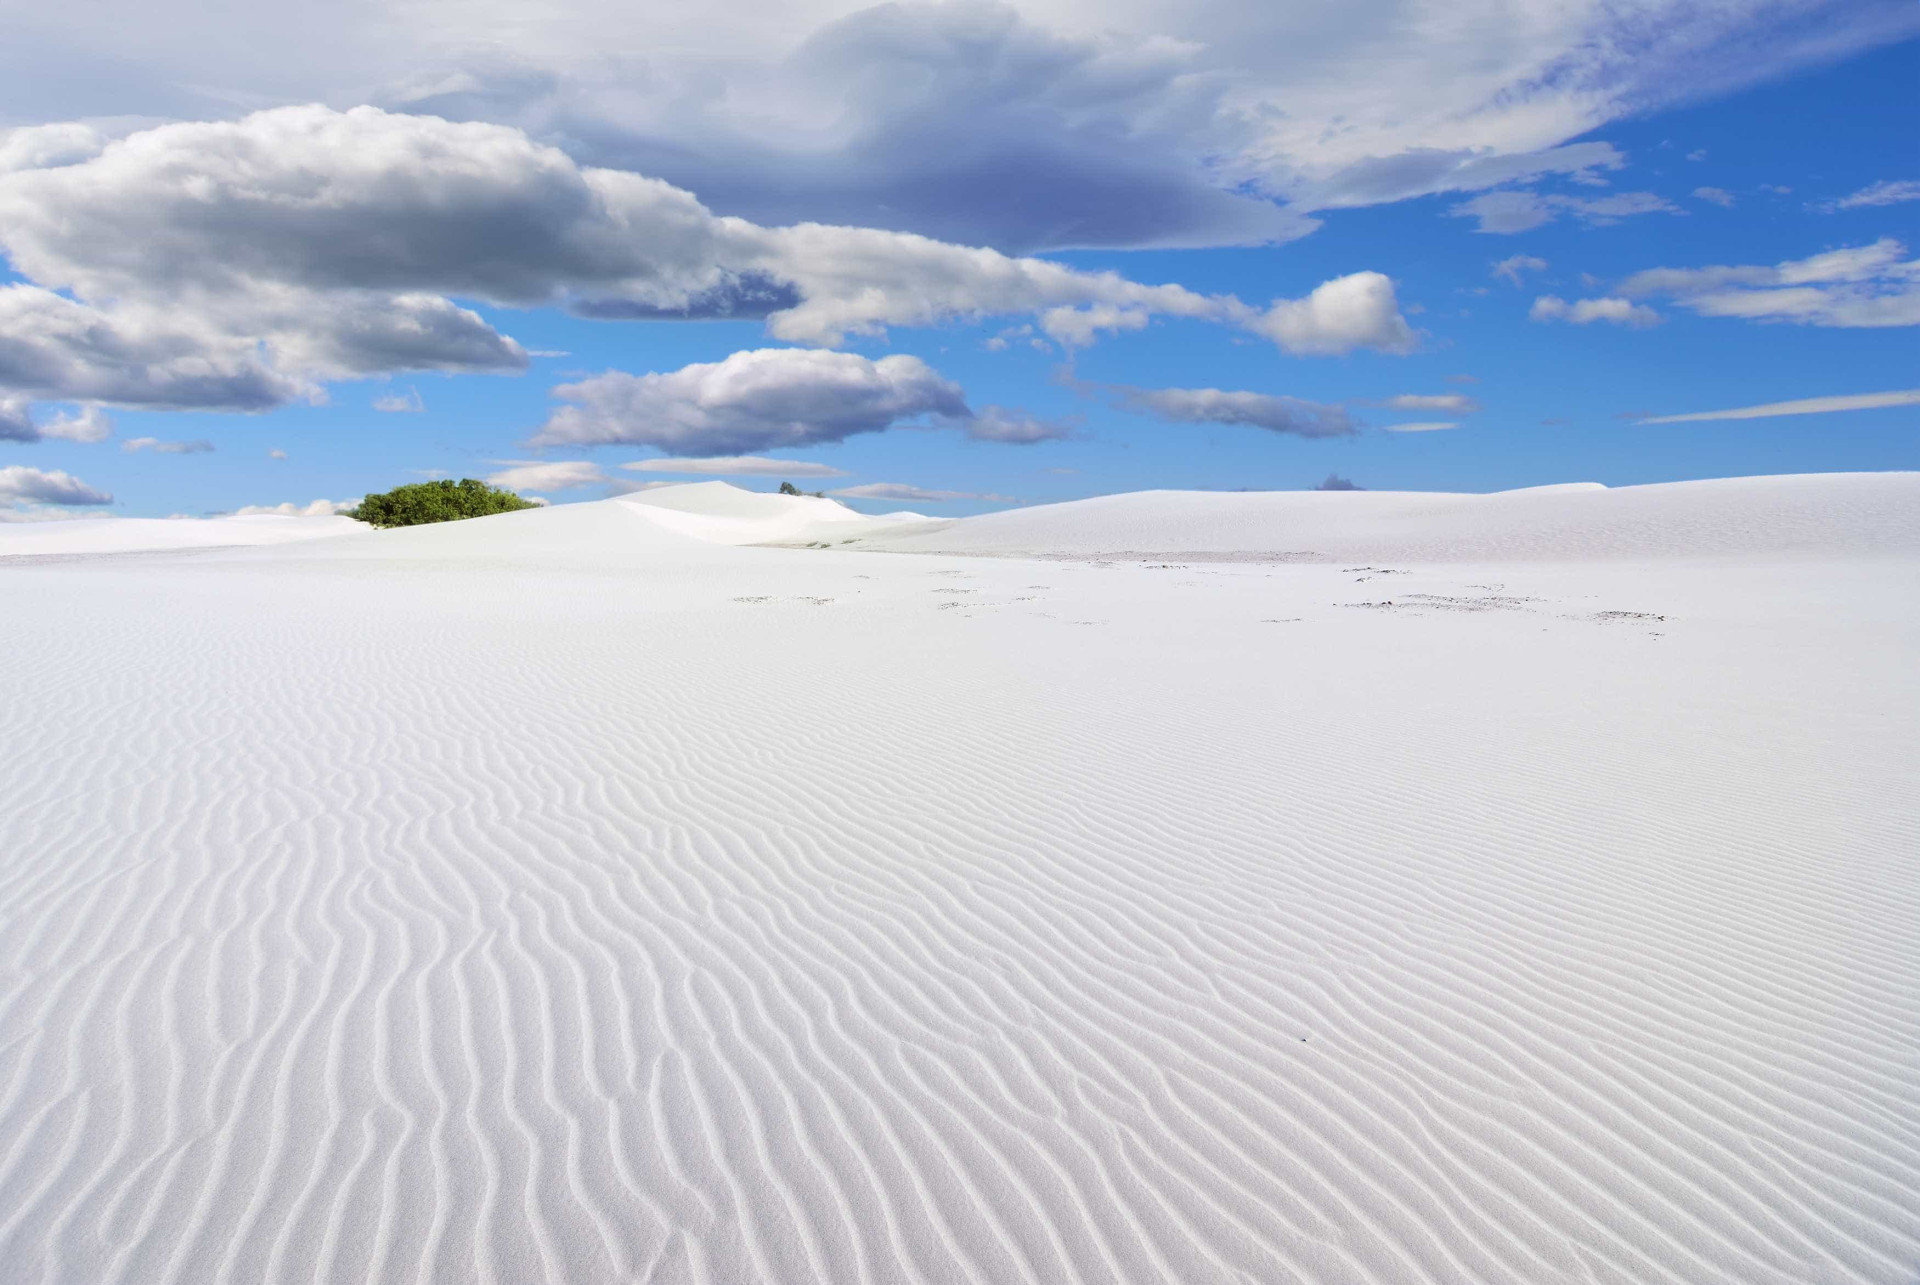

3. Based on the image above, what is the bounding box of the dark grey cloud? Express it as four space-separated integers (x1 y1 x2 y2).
1313 473 1364 491
0 396 37 442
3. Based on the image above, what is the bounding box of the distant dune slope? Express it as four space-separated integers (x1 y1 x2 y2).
1 477 1916 1284
0 514 361 559
867 472 1920 562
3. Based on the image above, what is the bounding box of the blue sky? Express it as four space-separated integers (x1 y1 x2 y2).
0 4 1915 518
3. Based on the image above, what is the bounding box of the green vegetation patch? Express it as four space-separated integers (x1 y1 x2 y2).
345 478 540 528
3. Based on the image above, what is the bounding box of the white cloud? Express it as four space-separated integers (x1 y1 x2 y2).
0 123 103 175
1820 179 1920 211
1693 186 1736 207
1241 272 1418 356
15 0 1896 253
0 464 113 507
1639 388 1920 424
964 406 1076 444
1451 189 1678 234
1381 421 1460 432
0 106 1415 418
1383 393 1480 413
0 398 115 443
1619 238 1920 328
534 349 969 453
484 460 609 492
40 405 114 443
122 436 215 453
232 498 355 516
1110 386 1358 438
622 456 848 477
831 482 1015 504
1530 295 1661 327
268 448 288 459
1491 255 1548 286
373 387 426 412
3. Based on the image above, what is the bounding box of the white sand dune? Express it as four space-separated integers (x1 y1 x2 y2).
0 513 361 560
2 474 1916 1284
869 472 1920 562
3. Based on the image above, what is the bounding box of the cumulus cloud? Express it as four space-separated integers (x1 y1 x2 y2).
1451 189 1678 234
484 460 610 492
1530 295 1661 327
232 498 355 516
831 482 1015 504
123 436 215 454
1492 255 1548 286
1111 385 1358 438
1240 272 1418 355
0 397 112 445
1693 186 1736 207
0 106 1417 418
1639 388 1920 423
41 405 114 443
622 456 848 477
1382 393 1480 413
374 387 426 412
0 395 37 442
1618 238 1920 328
6 0 1916 256
534 349 969 453
1819 179 1920 211
0 464 113 507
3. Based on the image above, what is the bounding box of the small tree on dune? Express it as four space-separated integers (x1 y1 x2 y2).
344 479 540 527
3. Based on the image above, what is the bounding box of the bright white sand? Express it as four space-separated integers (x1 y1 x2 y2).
2 474 1916 1284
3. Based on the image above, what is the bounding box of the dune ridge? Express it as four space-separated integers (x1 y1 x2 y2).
2 474 1916 1284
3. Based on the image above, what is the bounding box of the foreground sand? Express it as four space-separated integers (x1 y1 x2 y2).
3 476 1916 1284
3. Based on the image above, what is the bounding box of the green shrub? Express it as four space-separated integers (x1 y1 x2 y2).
344 479 540 528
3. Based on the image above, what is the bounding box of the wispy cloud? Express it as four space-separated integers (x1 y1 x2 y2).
1692 187 1736 208
1620 238 1920 328
1381 393 1480 413
1109 385 1358 437
122 436 214 454
1452 190 1678 234
623 456 849 478
831 483 1016 504
1491 255 1547 286
373 387 425 413
1640 389 1920 424
1380 421 1460 432
1530 296 1661 327
1818 180 1920 211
